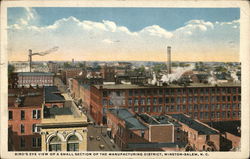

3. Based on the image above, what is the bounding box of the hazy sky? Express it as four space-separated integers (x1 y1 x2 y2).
7 7 240 62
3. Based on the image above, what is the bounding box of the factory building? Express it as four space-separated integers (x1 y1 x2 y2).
88 83 240 125
17 72 54 88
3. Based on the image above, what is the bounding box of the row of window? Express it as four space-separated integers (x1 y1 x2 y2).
20 80 53 83
20 137 41 148
126 96 241 105
20 124 40 134
129 105 241 116
49 135 79 151
102 87 241 97
102 95 241 107
127 88 241 96
189 111 241 119
8 110 41 120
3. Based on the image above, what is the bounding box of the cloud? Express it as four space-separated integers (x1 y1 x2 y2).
7 11 240 62
102 39 114 44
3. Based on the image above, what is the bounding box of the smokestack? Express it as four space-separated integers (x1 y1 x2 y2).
167 46 171 74
29 49 32 72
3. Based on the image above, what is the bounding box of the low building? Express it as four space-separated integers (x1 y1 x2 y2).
17 72 54 87
167 113 220 151
106 108 186 151
38 101 88 151
44 86 65 108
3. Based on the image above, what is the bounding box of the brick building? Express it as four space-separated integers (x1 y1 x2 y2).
8 88 43 151
106 108 186 151
17 72 54 87
61 67 84 85
106 108 236 151
88 83 241 124
48 61 59 74
100 65 115 82
44 86 65 108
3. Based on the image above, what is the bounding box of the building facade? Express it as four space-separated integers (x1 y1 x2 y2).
8 88 43 151
17 72 54 87
38 101 88 151
89 83 241 124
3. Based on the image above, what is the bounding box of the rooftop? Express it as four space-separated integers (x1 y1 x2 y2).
45 86 65 103
153 115 181 127
44 106 72 118
109 108 147 130
94 82 240 90
127 142 187 149
8 88 43 107
18 72 54 76
169 114 219 135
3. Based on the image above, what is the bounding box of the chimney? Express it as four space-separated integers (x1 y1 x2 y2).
167 46 171 74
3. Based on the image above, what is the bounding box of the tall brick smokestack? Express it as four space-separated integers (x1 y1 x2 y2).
167 46 171 74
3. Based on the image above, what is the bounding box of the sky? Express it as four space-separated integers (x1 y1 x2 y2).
7 7 240 62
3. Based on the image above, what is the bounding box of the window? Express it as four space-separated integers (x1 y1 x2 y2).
153 98 157 105
140 98 145 105
128 98 132 106
134 106 138 112
200 112 203 119
159 106 162 112
165 97 169 103
21 110 25 120
134 98 139 105
153 106 157 112
21 124 25 134
147 98 151 105
32 137 41 148
141 131 145 138
188 105 193 111
67 135 79 151
182 105 186 111
165 106 169 112
170 105 175 112
177 105 180 112
140 107 145 112
216 112 220 118
158 98 163 104
9 111 13 120
146 106 150 112
227 111 231 118
20 137 25 148
33 110 41 119
49 136 62 151
32 124 40 133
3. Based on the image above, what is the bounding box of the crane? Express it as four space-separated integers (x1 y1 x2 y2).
28 46 59 72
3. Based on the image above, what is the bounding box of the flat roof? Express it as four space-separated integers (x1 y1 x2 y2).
139 114 159 125
44 107 72 118
153 115 181 127
169 114 219 135
109 108 147 130
18 72 54 76
94 82 240 90
45 86 65 103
